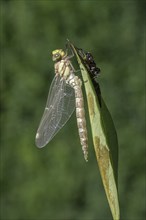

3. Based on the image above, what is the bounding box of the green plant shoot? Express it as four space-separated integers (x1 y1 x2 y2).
69 42 120 220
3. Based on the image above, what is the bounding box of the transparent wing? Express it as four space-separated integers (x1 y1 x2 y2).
35 74 75 148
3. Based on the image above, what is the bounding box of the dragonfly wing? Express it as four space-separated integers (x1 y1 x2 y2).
35 75 75 148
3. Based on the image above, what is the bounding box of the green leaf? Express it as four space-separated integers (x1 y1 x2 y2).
69 42 120 220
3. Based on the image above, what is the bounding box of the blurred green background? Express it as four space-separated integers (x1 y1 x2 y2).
1 1 145 220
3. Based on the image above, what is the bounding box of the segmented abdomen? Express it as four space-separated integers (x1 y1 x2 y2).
55 59 88 161
68 75 88 161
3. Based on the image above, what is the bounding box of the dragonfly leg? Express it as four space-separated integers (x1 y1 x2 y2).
70 64 80 73
66 50 74 59
65 41 75 59
67 59 80 74
74 68 80 73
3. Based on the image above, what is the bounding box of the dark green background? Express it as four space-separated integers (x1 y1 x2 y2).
1 1 145 220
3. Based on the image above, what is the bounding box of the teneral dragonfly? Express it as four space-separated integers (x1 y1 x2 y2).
35 49 88 161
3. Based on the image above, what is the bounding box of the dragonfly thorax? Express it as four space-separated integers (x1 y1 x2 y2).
54 59 74 80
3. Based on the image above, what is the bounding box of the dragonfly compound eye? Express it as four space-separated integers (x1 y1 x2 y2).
52 49 66 61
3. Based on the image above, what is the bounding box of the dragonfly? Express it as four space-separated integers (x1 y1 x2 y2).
35 49 88 161
76 48 102 107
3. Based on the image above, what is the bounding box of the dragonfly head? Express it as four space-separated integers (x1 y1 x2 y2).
52 49 66 62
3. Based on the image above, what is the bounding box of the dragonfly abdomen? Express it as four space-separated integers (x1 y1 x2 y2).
54 56 88 161
67 74 88 161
